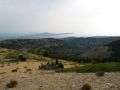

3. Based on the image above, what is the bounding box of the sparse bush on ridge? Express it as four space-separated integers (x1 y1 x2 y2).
55 59 59 65
57 63 64 69
39 59 64 70
18 54 26 61
6 80 18 88
5 51 27 62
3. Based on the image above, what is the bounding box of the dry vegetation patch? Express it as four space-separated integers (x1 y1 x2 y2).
6 80 18 88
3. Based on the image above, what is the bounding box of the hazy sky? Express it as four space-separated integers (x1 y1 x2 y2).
0 0 120 36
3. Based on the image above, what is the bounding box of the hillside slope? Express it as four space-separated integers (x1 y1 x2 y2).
80 46 111 59
80 40 120 60
0 37 120 61
0 48 46 62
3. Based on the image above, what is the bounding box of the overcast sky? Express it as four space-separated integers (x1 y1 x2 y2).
0 0 120 36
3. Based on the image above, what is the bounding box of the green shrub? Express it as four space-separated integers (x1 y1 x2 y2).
5 52 27 62
6 80 18 88
57 63 64 69
39 61 64 70
18 55 26 61
5 52 19 61
55 59 59 65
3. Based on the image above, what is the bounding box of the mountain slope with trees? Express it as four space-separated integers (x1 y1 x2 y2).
0 37 120 63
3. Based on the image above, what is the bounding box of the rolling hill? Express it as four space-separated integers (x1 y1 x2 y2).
0 37 120 62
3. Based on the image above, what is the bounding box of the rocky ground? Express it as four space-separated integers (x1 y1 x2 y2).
0 61 120 90
0 72 120 90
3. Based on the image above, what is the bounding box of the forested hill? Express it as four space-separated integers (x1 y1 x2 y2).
62 37 120 52
107 40 120 59
0 37 120 61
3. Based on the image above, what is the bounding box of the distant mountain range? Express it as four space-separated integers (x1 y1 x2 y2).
0 33 73 40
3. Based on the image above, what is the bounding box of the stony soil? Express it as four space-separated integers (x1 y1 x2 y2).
0 61 120 90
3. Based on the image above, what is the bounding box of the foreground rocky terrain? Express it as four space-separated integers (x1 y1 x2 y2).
0 61 119 90
0 71 120 90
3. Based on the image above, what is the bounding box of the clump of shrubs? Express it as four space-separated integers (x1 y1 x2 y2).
11 69 18 72
38 59 64 70
18 54 26 61
6 80 18 88
57 63 64 69
6 52 27 62
81 84 91 90
95 71 105 77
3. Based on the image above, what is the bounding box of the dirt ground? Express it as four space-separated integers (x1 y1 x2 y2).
0 61 120 90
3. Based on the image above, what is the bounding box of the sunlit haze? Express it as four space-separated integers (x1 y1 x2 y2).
0 0 120 36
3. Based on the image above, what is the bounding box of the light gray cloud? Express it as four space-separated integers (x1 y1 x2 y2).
0 0 120 36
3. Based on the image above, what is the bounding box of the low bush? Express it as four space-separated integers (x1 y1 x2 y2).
81 84 91 90
18 55 26 61
95 71 105 77
39 60 64 70
5 52 27 62
57 63 64 69
11 69 17 72
6 80 18 88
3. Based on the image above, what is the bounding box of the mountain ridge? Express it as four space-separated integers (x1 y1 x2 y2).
0 37 120 61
